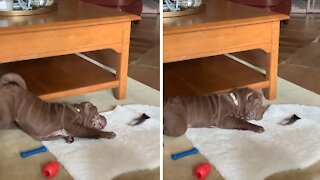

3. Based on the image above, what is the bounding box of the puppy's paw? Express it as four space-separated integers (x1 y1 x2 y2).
256 127 264 133
65 136 74 144
104 132 116 139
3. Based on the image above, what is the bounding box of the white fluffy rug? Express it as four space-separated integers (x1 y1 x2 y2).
186 104 320 180
42 104 160 180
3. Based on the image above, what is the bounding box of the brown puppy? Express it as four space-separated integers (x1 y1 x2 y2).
164 88 267 137
0 73 116 143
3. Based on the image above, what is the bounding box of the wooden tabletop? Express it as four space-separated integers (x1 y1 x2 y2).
164 0 289 34
0 0 140 35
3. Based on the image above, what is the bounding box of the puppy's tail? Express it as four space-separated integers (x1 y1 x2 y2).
128 113 150 126
0 73 27 89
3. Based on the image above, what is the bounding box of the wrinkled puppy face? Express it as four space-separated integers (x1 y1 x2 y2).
76 102 107 130
240 88 267 120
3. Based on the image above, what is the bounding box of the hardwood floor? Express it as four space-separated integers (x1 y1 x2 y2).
128 13 160 90
278 14 320 95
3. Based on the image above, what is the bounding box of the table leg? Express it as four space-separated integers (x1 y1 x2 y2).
114 22 131 100
265 21 280 100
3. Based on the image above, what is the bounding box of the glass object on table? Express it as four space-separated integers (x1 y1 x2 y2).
163 0 202 12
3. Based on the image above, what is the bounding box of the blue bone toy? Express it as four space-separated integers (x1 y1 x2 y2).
171 147 199 160
20 145 48 158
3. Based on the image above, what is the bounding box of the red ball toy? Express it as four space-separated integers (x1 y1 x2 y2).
42 161 60 178
193 162 211 180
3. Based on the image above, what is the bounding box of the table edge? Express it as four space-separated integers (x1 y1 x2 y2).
164 14 289 35
0 14 140 35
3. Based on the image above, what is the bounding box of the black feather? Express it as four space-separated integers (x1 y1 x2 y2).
128 113 150 126
280 114 301 125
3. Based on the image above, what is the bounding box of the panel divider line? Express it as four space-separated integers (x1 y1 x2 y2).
224 53 266 74
76 53 116 74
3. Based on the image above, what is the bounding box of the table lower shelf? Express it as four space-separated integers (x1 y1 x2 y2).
164 55 269 97
0 54 118 101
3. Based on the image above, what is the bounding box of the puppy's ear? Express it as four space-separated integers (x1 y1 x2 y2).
245 91 254 100
245 89 262 101
80 102 93 115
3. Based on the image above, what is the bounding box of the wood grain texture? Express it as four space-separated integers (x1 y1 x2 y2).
0 0 138 100
0 23 123 63
0 0 140 35
164 55 269 97
164 22 272 62
83 14 160 90
163 0 288 35
265 21 281 99
114 22 131 100
163 0 286 100
0 55 118 101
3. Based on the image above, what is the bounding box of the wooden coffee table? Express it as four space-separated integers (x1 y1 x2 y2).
163 0 288 99
0 0 139 100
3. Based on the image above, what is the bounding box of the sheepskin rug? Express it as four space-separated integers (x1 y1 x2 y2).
42 104 160 180
186 104 320 180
